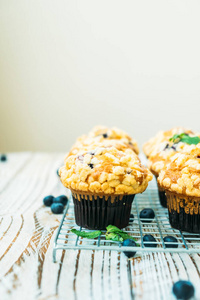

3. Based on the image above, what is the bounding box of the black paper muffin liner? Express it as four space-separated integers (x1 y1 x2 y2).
166 191 200 233
158 190 167 208
71 192 135 230
156 178 167 208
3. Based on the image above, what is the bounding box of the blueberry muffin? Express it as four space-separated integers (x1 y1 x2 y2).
60 146 152 229
150 134 200 207
68 139 137 159
148 149 174 208
149 135 200 176
143 127 193 159
144 128 196 207
158 153 200 233
74 126 139 155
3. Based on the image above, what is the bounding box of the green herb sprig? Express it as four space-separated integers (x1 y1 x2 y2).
169 133 200 145
71 224 138 245
105 225 137 243
71 229 101 239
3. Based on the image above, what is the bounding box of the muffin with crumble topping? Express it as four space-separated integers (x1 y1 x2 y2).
73 125 139 155
148 132 200 207
148 149 175 208
143 127 193 159
67 139 137 159
158 152 200 233
60 146 152 229
144 128 196 207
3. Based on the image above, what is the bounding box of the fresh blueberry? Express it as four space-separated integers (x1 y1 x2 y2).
171 145 177 150
43 195 54 207
126 169 132 174
1 154 7 162
163 236 178 248
140 208 155 223
87 151 95 155
51 203 64 214
57 169 60 176
53 195 68 206
122 239 137 258
88 163 94 169
172 280 195 300
102 133 108 138
163 143 169 150
143 234 157 248
129 213 134 223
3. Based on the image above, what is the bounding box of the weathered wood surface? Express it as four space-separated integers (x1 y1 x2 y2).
0 152 200 300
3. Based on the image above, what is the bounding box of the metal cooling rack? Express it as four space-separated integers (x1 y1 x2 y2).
53 177 200 262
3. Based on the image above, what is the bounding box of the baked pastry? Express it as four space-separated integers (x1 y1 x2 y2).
149 136 200 176
148 148 176 207
60 146 152 229
158 153 200 233
73 126 139 155
143 127 193 159
144 128 196 207
67 139 136 159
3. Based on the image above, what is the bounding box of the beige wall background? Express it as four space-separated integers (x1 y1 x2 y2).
0 0 200 152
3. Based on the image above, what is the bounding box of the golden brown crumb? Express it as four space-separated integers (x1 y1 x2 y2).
158 153 200 197
143 127 194 158
60 146 152 195
71 126 139 155
148 139 200 177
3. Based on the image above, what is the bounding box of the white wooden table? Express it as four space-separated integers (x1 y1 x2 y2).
0 153 200 300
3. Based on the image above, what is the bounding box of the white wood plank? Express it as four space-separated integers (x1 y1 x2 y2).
0 216 24 275
38 229 63 299
0 152 32 193
178 254 200 299
91 250 105 300
101 250 112 300
109 251 131 300
58 250 80 300
190 254 200 297
0 216 13 241
75 250 94 300
0 153 200 300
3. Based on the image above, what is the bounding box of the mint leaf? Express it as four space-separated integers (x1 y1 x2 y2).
118 232 135 240
181 136 200 145
106 225 124 233
71 229 101 239
106 232 123 242
169 134 178 141
106 225 137 243
71 224 138 245
169 133 200 145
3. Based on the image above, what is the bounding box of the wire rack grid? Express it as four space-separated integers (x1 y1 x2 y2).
53 177 200 262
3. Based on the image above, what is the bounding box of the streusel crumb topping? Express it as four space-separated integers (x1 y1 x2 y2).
60 146 152 195
158 153 200 197
148 142 200 177
143 127 193 158
73 126 139 154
